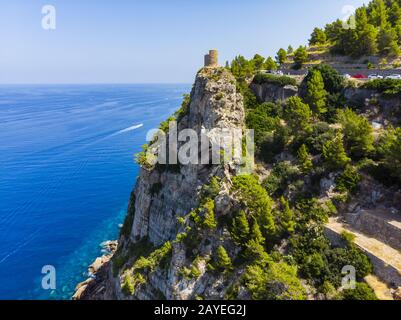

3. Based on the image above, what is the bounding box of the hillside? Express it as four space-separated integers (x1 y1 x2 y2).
230 0 401 76
72 0 401 301
73 59 401 300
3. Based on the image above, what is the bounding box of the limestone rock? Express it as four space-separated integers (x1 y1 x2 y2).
78 67 246 300
250 82 298 103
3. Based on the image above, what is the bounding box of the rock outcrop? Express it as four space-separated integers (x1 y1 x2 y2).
250 82 298 103
77 67 246 300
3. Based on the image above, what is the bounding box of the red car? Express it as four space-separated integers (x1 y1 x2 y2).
352 73 367 79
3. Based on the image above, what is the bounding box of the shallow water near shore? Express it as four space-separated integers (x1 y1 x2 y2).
0 84 190 299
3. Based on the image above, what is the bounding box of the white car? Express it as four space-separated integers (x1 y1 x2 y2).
368 74 383 79
343 74 351 79
385 74 401 80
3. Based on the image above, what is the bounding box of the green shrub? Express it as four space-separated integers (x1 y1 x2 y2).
301 252 327 279
336 108 374 158
305 64 345 94
297 144 313 173
283 97 312 133
259 124 291 163
246 104 280 145
135 144 155 169
175 93 190 122
243 261 307 300
293 46 309 68
322 134 351 170
202 199 217 230
305 122 339 155
202 177 221 199
276 197 296 235
232 175 275 237
122 275 135 295
340 283 377 300
377 127 401 180
213 246 233 271
253 73 297 86
305 69 328 115
335 165 361 194
230 210 250 244
362 79 401 96
263 162 298 197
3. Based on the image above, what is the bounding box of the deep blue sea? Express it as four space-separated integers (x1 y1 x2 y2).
0 84 190 300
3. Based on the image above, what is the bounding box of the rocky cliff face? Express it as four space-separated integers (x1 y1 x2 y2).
250 82 298 103
76 67 246 300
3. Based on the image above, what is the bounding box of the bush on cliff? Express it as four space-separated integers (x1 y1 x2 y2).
340 283 377 300
232 175 276 239
362 78 401 96
304 64 345 94
377 126 401 180
283 96 312 134
253 73 297 87
336 108 374 158
242 261 307 300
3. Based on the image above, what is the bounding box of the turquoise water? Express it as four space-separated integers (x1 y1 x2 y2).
0 84 190 299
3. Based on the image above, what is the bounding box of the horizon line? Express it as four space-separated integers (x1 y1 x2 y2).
0 82 192 86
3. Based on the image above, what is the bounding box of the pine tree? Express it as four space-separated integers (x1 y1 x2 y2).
284 96 312 133
369 0 389 27
325 19 344 43
252 54 266 71
396 25 401 45
215 246 232 271
336 108 374 158
355 7 378 56
231 210 250 244
389 0 401 26
293 46 308 68
244 220 270 263
305 70 328 114
379 127 401 180
250 220 265 245
264 57 278 71
297 144 313 173
276 48 287 65
323 133 351 170
378 23 400 57
287 45 294 54
278 197 295 234
203 199 217 229
309 28 327 45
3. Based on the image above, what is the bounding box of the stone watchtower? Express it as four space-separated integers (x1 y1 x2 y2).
204 49 219 67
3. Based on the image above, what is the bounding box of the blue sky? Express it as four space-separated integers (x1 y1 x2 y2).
0 0 369 84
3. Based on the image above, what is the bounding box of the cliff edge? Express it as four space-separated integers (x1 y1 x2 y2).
75 67 248 300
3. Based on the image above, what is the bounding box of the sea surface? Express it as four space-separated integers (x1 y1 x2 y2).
0 84 190 299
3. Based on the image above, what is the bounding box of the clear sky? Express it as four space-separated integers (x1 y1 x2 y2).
0 0 369 84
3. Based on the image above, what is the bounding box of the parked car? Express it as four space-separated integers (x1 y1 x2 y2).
385 74 401 80
266 70 284 76
343 74 351 79
368 74 383 79
352 73 367 79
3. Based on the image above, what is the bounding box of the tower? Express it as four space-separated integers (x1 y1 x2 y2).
204 49 219 67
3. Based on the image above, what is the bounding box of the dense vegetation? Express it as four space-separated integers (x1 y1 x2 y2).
225 59 398 300
128 7 401 296
228 0 401 74
311 0 401 58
